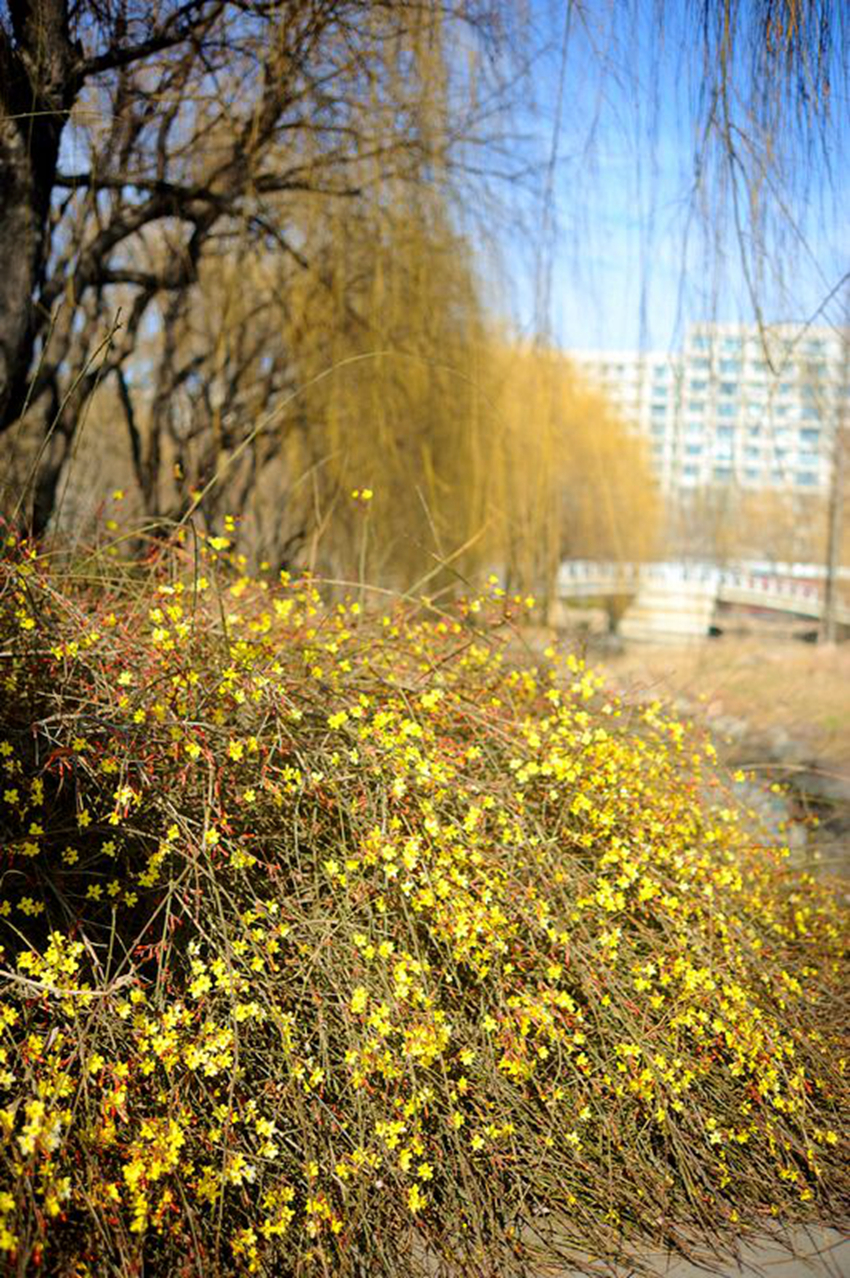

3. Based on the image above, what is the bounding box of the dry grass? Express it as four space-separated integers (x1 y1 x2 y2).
598 638 850 770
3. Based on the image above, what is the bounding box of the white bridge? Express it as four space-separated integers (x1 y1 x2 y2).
556 560 850 641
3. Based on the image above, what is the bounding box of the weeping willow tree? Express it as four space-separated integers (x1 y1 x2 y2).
487 344 660 599
49 172 660 594
153 200 659 594
33 0 506 587
240 5 507 589
248 186 489 586
48 4 529 590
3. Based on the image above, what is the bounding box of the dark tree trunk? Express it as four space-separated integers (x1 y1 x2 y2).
0 1 77 430
30 428 68 535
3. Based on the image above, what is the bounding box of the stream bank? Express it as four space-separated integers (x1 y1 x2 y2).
590 636 850 883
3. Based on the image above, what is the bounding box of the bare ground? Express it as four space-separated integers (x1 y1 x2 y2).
595 637 850 774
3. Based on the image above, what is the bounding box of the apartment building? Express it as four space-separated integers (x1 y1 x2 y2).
570 323 846 496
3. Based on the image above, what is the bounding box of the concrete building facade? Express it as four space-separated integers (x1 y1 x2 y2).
570 323 846 497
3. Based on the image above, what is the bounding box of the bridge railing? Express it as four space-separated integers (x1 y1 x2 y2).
558 561 834 603
557 560 722 588
718 572 821 601
555 560 850 627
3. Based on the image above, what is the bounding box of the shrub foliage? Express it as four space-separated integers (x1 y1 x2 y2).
0 534 846 1276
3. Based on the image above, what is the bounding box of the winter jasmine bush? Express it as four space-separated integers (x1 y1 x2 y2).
0 531 846 1276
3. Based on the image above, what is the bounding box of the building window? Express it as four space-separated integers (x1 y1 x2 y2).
689 379 707 391
717 403 736 417
719 381 738 396
720 359 741 373
744 468 759 483
682 464 698 479
651 423 665 437
685 443 702 456
795 471 818 487
744 445 760 460
713 466 733 483
687 400 705 412
800 427 820 445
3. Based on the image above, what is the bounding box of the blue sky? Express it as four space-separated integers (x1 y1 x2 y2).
499 1 849 354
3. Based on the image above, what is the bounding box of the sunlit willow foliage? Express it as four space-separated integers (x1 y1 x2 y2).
208 187 660 592
38 175 659 596
0 531 846 1277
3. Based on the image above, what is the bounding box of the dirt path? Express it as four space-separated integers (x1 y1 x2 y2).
533 1225 850 1277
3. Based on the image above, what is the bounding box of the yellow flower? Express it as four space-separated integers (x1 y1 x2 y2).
347 981 368 1012
408 1184 426 1213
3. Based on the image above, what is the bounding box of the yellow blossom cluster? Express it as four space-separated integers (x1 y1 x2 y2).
0 534 845 1275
